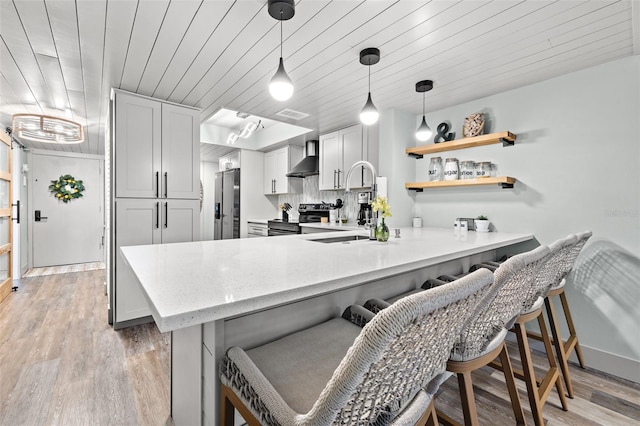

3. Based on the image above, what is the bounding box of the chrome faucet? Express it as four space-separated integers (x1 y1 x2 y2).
344 161 377 240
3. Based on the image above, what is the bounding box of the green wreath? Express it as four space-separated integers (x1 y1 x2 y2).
49 174 85 203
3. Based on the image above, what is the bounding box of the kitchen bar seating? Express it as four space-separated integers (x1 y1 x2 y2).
530 231 592 398
218 269 494 426
365 246 553 426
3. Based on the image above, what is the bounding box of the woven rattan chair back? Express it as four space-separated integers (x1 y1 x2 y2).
527 234 578 304
453 246 550 360
222 269 493 426
307 269 493 425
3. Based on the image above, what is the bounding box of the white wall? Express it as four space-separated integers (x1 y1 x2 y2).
378 108 418 228
199 161 217 241
402 55 639 379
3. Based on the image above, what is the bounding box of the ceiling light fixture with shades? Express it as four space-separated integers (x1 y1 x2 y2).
359 47 380 126
268 0 295 101
415 80 434 141
12 114 84 144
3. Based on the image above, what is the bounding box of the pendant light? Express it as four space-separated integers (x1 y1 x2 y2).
268 0 295 101
359 48 380 126
415 80 433 141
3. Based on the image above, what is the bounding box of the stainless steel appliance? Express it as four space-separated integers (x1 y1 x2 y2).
286 140 319 178
214 169 240 240
267 220 301 236
298 203 332 223
357 192 372 226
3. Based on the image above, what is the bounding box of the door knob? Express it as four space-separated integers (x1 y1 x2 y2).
35 210 48 222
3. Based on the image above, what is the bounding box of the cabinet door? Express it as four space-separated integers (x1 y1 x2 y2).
115 92 161 198
340 125 363 189
161 200 200 243
319 132 341 190
115 200 161 323
162 104 200 199
273 148 289 194
263 151 278 194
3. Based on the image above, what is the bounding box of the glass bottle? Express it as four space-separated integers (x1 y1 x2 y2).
444 158 459 181
460 161 476 180
475 161 492 178
428 157 443 181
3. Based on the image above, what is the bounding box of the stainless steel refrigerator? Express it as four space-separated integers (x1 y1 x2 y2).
214 169 240 240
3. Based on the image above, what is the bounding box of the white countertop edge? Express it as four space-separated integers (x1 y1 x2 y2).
127 232 533 333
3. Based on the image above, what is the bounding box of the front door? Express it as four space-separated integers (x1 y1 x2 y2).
31 153 103 267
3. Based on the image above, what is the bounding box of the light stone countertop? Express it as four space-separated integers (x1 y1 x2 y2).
120 227 533 333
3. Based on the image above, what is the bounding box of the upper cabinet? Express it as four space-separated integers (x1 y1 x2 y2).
114 90 200 199
219 150 241 171
319 123 378 190
263 145 303 195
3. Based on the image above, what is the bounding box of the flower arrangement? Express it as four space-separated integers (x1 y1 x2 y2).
49 174 85 203
371 195 392 242
371 195 392 218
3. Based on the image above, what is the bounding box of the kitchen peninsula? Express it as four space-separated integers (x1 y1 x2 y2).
121 227 533 426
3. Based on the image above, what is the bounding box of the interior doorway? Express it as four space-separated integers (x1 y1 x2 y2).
30 151 104 268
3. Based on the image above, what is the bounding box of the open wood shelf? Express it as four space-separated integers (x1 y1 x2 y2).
405 176 516 191
406 131 516 158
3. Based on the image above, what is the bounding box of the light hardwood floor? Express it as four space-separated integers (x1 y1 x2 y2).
1 270 638 425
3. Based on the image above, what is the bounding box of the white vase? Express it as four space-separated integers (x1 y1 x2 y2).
476 220 490 232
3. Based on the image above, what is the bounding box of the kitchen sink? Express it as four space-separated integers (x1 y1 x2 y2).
309 235 372 243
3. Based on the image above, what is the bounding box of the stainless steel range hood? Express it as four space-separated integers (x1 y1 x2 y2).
286 140 319 178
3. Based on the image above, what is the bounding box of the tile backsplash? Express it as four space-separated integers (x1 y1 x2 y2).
277 175 363 223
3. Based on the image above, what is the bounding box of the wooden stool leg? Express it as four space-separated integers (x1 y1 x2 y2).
514 322 545 426
545 296 574 398
498 343 526 426
538 314 568 411
420 398 438 426
221 384 236 426
457 370 480 426
559 290 586 368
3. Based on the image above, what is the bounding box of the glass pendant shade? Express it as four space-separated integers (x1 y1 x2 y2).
415 115 432 141
269 57 294 101
360 92 379 125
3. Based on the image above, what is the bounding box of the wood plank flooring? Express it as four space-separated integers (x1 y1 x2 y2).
1 270 639 425
0 270 171 426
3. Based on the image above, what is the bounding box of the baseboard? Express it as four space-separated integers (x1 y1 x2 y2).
506 334 640 384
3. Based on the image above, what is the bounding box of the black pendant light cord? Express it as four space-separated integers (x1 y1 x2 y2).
422 91 425 116
280 11 283 58
368 60 371 93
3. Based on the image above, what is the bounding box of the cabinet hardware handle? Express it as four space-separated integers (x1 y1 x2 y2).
156 202 160 229
333 170 337 189
273 179 276 194
164 202 168 228
11 200 20 223
156 171 160 198
337 169 341 188
164 172 168 198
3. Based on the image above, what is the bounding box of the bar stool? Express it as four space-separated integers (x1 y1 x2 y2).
533 231 592 398
219 270 494 426
363 255 551 426
490 236 577 426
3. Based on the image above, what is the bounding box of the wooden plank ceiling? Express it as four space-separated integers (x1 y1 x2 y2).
0 0 638 160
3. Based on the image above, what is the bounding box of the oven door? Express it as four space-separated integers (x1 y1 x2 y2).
268 228 298 236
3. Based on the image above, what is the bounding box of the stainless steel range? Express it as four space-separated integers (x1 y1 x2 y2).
267 201 342 236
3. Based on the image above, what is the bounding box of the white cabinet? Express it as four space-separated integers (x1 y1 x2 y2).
319 124 377 190
114 90 199 200
263 146 303 195
247 222 268 237
219 151 240 171
110 89 201 328
114 199 199 324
